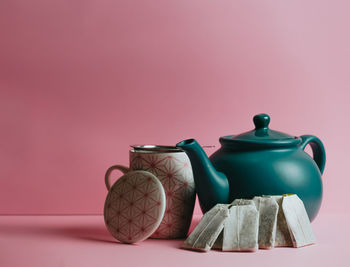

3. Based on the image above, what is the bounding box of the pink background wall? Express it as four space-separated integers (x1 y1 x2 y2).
0 0 349 215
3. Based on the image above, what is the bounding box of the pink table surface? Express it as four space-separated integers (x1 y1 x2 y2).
1 212 348 267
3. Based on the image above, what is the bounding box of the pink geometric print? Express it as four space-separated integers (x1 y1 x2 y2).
130 152 195 239
104 170 166 244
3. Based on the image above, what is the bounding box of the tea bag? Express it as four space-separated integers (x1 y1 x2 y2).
222 200 259 252
231 199 255 206
182 204 229 252
252 196 279 249
282 194 316 247
270 195 293 247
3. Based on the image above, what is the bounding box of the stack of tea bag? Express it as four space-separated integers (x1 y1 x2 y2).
183 194 316 252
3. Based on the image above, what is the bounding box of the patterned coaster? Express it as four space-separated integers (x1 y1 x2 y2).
104 170 166 244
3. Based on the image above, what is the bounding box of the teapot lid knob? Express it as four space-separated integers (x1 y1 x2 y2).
253 114 270 129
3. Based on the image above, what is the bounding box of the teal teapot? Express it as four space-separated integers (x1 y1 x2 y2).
176 114 325 221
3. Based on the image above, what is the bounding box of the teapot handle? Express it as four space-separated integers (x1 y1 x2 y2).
300 135 326 174
105 165 130 190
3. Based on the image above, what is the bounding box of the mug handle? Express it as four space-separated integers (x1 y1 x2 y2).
105 165 130 190
300 135 326 175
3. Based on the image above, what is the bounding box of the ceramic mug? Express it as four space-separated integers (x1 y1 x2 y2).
105 145 195 239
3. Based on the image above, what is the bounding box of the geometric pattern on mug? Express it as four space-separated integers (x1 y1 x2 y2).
131 153 195 238
104 171 166 243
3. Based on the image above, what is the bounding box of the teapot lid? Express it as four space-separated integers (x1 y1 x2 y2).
220 114 301 148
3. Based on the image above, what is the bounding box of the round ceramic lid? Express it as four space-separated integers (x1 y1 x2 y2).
219 114 301 148
104 170 166 244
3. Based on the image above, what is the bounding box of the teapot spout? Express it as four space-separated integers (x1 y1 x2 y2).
176 139 230 213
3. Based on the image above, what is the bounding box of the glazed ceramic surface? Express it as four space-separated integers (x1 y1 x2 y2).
105 146 195 239
104 171 166 244
129 149 195 238
177 114 326 221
